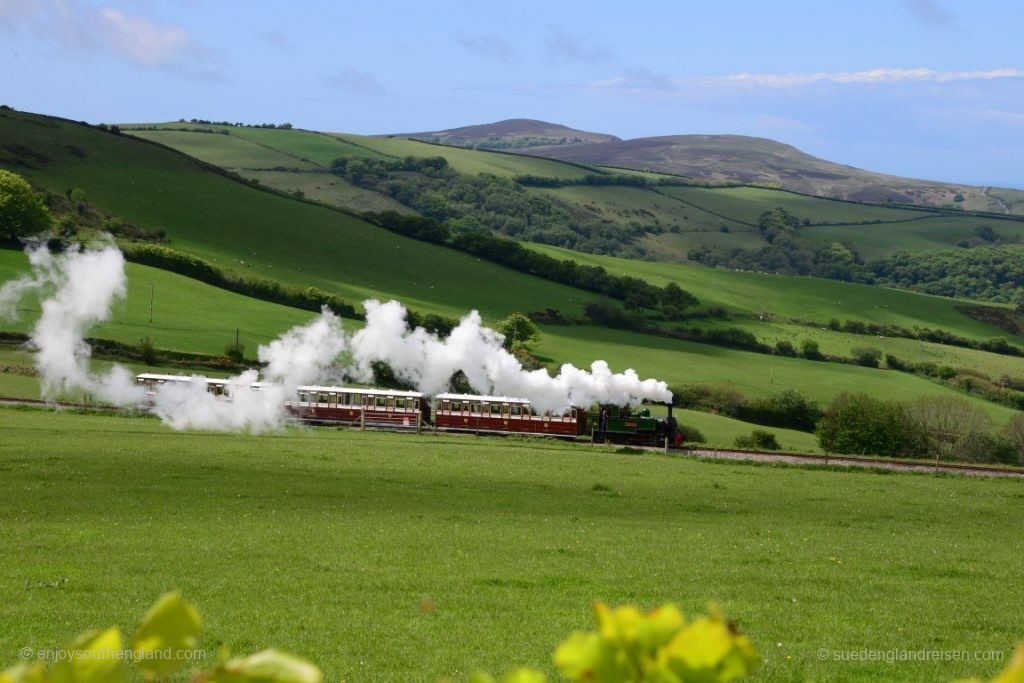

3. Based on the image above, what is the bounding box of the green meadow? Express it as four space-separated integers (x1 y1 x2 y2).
526 243 1016 341
1 407 1021 682
0 111 596 321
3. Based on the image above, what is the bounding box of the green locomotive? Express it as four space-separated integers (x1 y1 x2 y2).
592 403 680 447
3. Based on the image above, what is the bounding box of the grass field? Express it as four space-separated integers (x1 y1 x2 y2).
0 249 317 356
1 407 1021 681
537 325 1019 426
122 119 1024 267
1 110 597 320
527 244 1017 343
3 240 1015 429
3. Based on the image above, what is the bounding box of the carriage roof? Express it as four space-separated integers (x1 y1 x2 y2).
435 392 531 404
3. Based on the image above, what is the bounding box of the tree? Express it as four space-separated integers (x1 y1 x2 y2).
1002 413 1024 464
816 393 923 457
904 396 991 462
800 338 823 360
496 312 540 352
0 169 51 240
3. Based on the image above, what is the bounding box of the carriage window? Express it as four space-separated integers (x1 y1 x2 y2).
511 405 522 416
329 393 337 405
490 404 501 415
317 393 329 404
405 398 416 410
298 391 308 403
375 396 386 408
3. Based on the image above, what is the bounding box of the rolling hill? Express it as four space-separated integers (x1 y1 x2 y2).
125 121 1024 275
506 131 1024 214
394 118 620 150
4 107 1024 434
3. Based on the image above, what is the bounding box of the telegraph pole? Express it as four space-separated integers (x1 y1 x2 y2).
148 284 154 324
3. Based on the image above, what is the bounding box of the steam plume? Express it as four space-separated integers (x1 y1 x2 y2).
0 244 672 432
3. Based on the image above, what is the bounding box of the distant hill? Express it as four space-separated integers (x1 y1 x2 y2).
519 133 1024 215
394 118 620 150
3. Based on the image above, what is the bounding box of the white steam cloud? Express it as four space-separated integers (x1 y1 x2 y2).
0 244 671 432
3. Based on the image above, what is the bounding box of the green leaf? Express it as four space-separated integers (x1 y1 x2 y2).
205 649 322 683
500 668 547 683
0 662 47 683
132 591 202 677
49 627 125 683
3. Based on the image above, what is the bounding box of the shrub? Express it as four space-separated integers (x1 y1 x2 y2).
904 395 992 462
675 424 706 444
851 346 882 367
0 169 52 240
734 430 780 451
139 337 158 365
738 389 821 432
800 338 823 360
816 393 924 457
885 354 910 371
774 340 797 357
669 382 744 417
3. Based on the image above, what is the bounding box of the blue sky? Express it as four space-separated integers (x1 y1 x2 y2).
1 0 1022 187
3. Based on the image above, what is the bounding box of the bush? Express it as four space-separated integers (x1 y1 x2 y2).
816 393 924 457
224 341 245 363
850 346 882 367
669 382 744 417
885 354 910 371
800 338 823 360
738 389 821 432
734 430 780 451
0 169 52 240
774 340 797 357
675 424 706 444
138 337 158 365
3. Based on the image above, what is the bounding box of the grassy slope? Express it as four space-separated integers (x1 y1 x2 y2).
127 128 414 214
5 110 1018 422
537 325 1018 426
126 129 319 170
126 123 1024 262
339 134 596 178
1 110 594 320
1 408 1021 682
0 249 316 355
528 243 1013 341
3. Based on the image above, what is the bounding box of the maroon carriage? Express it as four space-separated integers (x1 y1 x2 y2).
288 385 430 430
433 393 587 438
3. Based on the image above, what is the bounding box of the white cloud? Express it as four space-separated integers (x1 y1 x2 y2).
0 0 219 74
457 32 514 61
322 67 384 95
544 26 612 65
903 0 953 26
590 67 1024 94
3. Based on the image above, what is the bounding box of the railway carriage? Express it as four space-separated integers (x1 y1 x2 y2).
288 386 429 429
433 393 587 438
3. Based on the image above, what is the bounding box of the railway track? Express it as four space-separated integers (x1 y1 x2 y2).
3 396 1022 478
680 446 1024 479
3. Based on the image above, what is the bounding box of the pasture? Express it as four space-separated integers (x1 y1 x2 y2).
0 407 1021 681
0 111 596 321
526 243 1018 342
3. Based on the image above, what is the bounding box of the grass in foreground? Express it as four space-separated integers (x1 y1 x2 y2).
0 407 1021 682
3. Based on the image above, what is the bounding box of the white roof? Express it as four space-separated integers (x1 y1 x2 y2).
436 392 530 404
137 373 231 384
299 385 423 398
136 374 422 398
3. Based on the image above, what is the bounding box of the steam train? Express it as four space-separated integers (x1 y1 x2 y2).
135 373 679 446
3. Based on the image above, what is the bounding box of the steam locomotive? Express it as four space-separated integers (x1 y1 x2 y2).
135 373 679 446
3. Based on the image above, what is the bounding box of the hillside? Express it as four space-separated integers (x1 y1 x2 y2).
5 108 1024 433
513 133 1024 215
0 110 596 320
394 118 620 150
